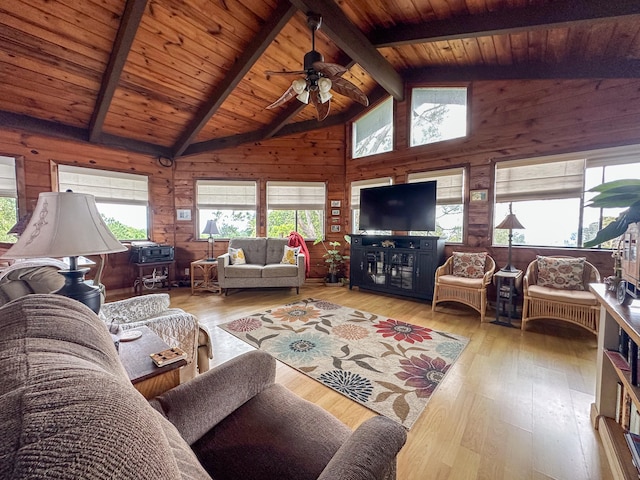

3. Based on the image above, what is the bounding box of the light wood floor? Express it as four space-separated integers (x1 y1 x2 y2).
159 284 613 480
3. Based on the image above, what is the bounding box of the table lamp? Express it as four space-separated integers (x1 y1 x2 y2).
201 219 219 261
2 191 127 313
495 203 525 272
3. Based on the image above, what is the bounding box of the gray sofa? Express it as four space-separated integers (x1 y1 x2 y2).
217 237 305 295
0 294 406 479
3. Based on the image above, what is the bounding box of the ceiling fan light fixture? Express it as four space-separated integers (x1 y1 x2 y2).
296 90 310 104
292 78 307 94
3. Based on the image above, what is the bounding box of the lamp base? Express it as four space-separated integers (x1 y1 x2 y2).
54 269 101 314
500 265 520 273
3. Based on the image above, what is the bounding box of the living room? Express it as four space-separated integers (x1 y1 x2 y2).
2 1 640 479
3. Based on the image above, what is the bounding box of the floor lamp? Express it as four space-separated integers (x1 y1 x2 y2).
495 203 525 272
202 219 219 261
2 191 127 313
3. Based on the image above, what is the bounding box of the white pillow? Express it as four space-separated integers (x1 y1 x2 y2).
229 247 246 265
281 245 300 265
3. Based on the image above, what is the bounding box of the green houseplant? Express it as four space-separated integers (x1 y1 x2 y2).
584 179 640 248
313 235 350 285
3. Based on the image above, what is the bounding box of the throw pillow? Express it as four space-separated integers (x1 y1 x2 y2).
536 256 585 290
452 252 487 278
281 245 300 265
229 247 247 265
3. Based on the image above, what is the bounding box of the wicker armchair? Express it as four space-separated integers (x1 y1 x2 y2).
431 253 496 322
521 256 601 334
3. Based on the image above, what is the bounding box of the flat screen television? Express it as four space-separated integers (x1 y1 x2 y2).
359 181 437 231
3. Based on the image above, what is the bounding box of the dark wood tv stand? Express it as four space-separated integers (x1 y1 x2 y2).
349 234 445 301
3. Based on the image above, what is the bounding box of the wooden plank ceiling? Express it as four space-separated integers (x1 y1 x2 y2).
1 0 640 159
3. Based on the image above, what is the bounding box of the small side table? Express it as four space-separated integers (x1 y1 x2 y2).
191 259 221 294
492 269 523 327
118 326 186 399
133 261 174 295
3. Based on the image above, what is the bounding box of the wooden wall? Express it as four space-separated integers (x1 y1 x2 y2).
172 125 346 280
346 78 640 277
0 129 173 292
2 78 640 293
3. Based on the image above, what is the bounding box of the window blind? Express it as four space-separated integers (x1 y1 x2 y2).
0 156 16 198
408 167 464 205
350 177 392 209
58 165 148 205
266 182 325 210
495 157 585 202
197 180 256 209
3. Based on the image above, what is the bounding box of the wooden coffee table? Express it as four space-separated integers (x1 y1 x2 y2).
118 326 187 399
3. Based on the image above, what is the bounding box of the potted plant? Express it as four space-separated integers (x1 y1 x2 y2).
313 235 350 285
584 179 640 248
584 179 640 304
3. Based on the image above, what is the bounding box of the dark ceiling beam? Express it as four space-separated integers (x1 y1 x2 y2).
262 102 307 139
405 59 640 82
171 0 297 158
1 111 172 158
88 0 148 143
288 0 404 101
370 0 640 47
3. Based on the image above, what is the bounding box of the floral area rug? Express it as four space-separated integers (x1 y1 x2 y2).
218 298 469 429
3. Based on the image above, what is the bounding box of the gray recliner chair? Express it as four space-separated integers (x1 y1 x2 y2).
1 294 407 480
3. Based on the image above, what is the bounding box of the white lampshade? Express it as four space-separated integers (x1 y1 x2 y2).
3 191 127 259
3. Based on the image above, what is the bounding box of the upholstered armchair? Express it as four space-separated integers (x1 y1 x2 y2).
521 256 601 334
431 252 496 322
99 293 212 381
2 294 407 480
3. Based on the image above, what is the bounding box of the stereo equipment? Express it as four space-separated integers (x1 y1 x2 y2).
130 241 174 263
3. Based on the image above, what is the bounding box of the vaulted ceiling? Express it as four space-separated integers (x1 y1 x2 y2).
2 0 640 160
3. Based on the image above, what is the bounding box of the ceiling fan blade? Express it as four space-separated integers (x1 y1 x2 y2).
310 90 330 121
265 70 306 76
313 62 347 78
330 77 369 106
266 83 298 109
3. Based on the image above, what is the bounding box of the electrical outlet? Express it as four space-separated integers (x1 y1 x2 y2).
184 268 189 276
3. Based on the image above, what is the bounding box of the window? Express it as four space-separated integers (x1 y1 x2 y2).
410 87 468 147
197 180 257 238
0 156 18 243
352 97 393 159
493 145 640 248
266 182 325 240
350 177 392 233
408 168 465 242
58 165 148 240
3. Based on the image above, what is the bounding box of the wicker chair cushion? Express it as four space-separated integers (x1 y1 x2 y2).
526 285 598 306
536 256 586 290
452 252 487 278
436 274 485 288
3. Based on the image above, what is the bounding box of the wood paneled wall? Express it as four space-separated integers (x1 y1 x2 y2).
0 129 173 292
2 78 640 292
346 78 640 276
172 125 346 279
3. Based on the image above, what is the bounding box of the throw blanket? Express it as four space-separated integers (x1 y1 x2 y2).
288 231 310 277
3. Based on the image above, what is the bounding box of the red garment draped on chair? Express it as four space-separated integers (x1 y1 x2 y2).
288 231 310 278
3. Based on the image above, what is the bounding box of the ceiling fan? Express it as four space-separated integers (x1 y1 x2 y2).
265 13 369 121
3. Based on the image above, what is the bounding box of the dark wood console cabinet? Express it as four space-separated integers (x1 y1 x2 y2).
349 235 445 301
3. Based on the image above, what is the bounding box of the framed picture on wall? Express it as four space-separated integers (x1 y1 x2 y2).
331 217 340 223
176 209 192 221
331 209 340 216
470 189 488 202
330 225 341 232
330 200 341 207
